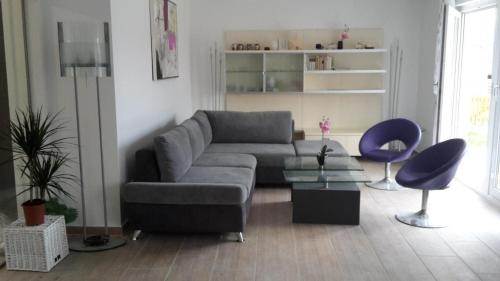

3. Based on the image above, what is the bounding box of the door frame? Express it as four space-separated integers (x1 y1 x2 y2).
438 4 465 142
488 0 500 200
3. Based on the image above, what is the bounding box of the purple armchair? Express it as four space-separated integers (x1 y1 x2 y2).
395 138 466 228
359 118 422 191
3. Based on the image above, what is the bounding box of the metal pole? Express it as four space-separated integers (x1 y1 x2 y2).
21 0 32 108
214 43 218 110
395 49 403 118
95 76 109 235
73 65 87 240
218 52 223 110
209 47 214 110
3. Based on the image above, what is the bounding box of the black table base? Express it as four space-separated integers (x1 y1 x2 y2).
292 185 360 225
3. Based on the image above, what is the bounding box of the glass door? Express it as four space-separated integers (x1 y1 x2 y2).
225 53 263 93
264 53 303 92
439 5 498 193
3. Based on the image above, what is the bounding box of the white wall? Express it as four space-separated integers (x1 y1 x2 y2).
21 0 193 228
24 0 122 227
416 0 442 150
109 0 193 224
190 0 426 124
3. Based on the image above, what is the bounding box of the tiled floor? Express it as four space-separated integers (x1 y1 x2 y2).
2 160 500 281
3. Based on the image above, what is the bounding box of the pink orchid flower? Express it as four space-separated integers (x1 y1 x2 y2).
319 117 331 134
340 31 349 41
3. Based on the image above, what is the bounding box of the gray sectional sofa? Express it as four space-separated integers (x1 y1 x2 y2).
123 110 348 241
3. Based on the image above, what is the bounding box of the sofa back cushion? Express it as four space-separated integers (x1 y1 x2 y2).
181 119 205 161
191 110 212 146
205 111 293 144
154 126 193 182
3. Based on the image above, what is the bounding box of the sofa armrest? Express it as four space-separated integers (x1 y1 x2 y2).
123 182 248 205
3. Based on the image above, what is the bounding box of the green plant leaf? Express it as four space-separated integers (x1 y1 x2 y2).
0 107 76 202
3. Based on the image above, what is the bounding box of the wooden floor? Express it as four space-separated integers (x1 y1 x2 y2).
2 161 500 281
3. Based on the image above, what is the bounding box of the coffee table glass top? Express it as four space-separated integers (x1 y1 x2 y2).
284 156 363 171
283 156 369 184
293 182 360 191
284 170 369 183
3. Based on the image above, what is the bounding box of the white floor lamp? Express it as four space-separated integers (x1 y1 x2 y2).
57 21 126 252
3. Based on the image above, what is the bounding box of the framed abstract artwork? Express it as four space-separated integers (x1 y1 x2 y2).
150 0 178 80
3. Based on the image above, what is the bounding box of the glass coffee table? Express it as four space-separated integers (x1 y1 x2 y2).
283 156 369 225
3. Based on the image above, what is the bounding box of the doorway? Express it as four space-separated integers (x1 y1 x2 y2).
0 1 18 266
0 2 17 224
439 5 498 193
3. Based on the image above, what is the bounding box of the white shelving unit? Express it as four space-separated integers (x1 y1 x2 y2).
224 29 386 156
224 49 387 54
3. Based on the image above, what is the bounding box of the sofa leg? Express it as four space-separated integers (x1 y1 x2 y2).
132 229 142 241
221 232 244 242
237 232 244 243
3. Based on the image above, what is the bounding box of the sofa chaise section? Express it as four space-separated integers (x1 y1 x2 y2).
123 121 256 239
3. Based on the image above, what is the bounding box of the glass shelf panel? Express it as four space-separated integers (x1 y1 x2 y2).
226 53 263 72
266 53 303 72
265 72 303 92
226 72 263 92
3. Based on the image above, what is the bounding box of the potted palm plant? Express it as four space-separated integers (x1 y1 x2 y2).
1 108 74 226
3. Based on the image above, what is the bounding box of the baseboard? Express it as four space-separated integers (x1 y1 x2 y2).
66 226 123 236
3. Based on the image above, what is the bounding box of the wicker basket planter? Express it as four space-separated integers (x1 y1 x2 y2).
3 215 69 272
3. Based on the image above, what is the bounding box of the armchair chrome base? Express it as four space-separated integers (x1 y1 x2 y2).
366 162 403 191
395 190 447 228
366 177 403 191
395 210 447 228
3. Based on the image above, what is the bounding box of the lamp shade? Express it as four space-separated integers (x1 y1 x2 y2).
57 22 111 77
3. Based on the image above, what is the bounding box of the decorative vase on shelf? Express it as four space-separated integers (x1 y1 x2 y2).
337 40 343 50
268 76 276 91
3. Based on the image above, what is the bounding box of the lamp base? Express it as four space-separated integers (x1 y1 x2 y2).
69 235 126 252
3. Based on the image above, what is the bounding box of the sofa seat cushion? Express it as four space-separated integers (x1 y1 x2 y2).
193 153 257 170
124 166 255 205
179 166 255 204
205 143 296 167
294 140 349 157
